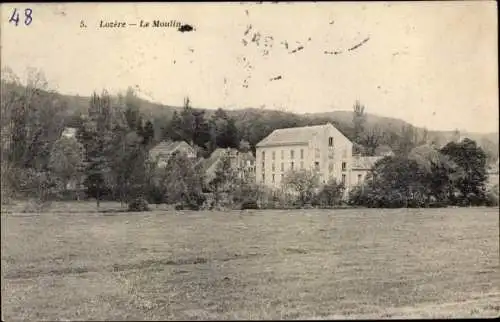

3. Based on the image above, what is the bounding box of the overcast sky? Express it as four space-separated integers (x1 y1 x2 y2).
1 2 498 133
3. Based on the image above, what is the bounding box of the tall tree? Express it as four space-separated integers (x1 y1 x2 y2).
352 100 366 142
209 153 239 207
163 151 205 208
142 120 155 146
111 132 148 205
48 137 85 192
396 124 418 156
78 91 117 208
440 138 488 204
360 126 384 156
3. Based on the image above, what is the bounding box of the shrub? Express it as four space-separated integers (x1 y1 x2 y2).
128 197 150 212
314 179 345 208
241 200 259 210
485 184 499 207
175 203 200 211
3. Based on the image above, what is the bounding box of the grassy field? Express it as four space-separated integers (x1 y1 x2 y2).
1 202 499 320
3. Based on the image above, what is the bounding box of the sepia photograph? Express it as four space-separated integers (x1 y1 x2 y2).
1 1 499 320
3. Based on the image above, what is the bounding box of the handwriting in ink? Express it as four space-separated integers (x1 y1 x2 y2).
9 8 33 26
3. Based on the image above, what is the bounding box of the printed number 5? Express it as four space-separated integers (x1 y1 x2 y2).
9 8 33 26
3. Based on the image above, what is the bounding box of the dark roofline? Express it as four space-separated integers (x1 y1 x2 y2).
256 141 309 148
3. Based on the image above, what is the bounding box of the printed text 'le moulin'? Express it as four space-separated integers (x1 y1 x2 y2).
99 20 182 28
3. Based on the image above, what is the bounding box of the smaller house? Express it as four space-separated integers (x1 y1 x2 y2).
149 140 197 167
201 148 256 184
486 160 499 188
351 156 384 186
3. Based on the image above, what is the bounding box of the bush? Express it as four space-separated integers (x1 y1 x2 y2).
241 200 259 210
175 203 200 211
485 184 499 207
128 197 150 212
314 179 345 208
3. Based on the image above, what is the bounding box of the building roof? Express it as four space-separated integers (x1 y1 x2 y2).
201 148 229 172
352 156 384 170
238 151 255 162
200 148 255 173
149 140 194 158
256 123 337 148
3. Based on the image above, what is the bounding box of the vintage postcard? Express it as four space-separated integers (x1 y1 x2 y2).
1 2 498 320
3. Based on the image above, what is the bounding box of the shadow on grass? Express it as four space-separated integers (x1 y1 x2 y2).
4 253 265 279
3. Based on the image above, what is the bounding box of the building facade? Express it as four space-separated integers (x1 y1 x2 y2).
351 156 384 186
201 148 256 184
255 123 354 191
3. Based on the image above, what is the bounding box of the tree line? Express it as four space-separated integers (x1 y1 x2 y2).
1 68 497 211
0 69 250 210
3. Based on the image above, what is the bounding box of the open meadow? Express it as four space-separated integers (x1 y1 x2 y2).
1 202 499 320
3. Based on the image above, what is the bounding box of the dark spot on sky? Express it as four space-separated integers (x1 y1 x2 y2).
270 75 282 81
178 24 194 32
329 20 335 25
347 37 370 52
290 46 304 54
324 50 342 55
244 24 252 36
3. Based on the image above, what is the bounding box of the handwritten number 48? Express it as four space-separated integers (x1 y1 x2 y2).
9 8 33 26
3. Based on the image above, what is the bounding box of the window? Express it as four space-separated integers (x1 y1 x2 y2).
329 163 334 172
272 163 275 171
281 150 284 159
281 162 284 172
291 162 294 170
281 173 284 179
300 149 304 159
290 150 294 159
272 151 276 160
300 161 304 169
315 161 320 170
342 174 346 185
261 162 265 171
357 174 362 183
342 162 346 171
272 174 275 183
262 174 265 183
262 151 265 160
329 137 334 147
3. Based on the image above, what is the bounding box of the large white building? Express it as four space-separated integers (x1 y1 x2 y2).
255 123 355 189
255 122 388 194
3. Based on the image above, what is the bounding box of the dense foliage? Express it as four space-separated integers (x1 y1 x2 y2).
1 68 497 210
